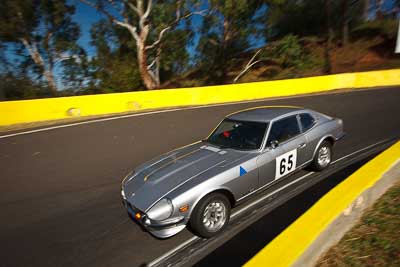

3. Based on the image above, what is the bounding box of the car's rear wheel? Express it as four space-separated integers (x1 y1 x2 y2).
190 193 230 238
310 140 332 171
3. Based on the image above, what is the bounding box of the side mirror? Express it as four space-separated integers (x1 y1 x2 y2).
270 140 279 149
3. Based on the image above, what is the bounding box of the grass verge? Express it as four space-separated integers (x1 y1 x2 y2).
316 181 400 266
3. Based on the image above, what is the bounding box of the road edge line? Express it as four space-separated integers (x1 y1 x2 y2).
244 141 400 267
1 86 398 139
147 139 390 267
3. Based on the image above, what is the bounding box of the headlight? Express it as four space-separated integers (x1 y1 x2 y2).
147 198 173 221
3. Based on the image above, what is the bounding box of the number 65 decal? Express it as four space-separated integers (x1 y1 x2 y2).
275 149 297 179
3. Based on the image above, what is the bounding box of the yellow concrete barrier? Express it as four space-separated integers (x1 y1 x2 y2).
244 141 400 267
0 69 399 126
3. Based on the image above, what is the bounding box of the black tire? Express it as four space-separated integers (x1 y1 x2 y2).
190 193 231 238
310 140 333 171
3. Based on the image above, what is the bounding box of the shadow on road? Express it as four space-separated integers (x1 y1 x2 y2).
194 155 376 267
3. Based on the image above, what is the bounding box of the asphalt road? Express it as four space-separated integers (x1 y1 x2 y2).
1 87 400 267
194 154 376 267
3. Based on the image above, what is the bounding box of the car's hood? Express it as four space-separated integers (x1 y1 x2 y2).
123 142 248 212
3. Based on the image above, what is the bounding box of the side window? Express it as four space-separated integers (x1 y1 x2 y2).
300 113 315 132
267 116 301 145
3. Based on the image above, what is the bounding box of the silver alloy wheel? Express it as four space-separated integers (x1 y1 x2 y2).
202 200 227 232
317 146 331 168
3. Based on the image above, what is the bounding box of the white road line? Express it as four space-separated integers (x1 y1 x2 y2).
148 236 199 267
331 139 389 164
0 87 377 139
147 138 390 267
0 107 191 139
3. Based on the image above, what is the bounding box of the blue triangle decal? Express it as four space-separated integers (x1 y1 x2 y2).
240 166 247 176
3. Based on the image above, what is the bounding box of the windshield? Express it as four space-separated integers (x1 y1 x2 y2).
206 119 268 150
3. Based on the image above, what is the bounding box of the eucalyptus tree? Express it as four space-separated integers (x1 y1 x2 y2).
88 19 142 92
0 0 85 93
80 0 205 90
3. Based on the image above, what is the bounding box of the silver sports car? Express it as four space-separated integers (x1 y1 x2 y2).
121 106 344 238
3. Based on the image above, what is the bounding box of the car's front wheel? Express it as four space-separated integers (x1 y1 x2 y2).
190 193 231 238
310 140 332 171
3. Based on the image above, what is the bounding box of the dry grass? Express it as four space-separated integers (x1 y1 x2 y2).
316 182 400 267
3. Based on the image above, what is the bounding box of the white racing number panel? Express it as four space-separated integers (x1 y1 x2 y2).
275 149 297 180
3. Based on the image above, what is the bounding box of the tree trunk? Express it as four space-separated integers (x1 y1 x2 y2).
80 0 200 90
20 38 58 93
342 0 349 46
137 44 158 90
43 69 58 92
128 22 159 90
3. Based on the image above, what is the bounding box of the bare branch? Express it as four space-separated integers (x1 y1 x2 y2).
145 26 171 50
143 0 152 20
145 7 207 51
79 0 140 41
177 9 207 23
138 0 150 30
175 0 182 22
147 67 157 83
233 49 262 83
114 21 140 41
146 46 161 87
154 46 161 85
55 54 81 63
247 49 262 67
122 0 151 31
124 0 140 15
137 0 144 15
147 58 156 70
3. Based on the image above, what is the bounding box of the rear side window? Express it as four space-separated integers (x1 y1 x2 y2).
300 113 315 132
267 116 300 145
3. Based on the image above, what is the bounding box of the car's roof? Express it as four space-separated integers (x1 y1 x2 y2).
227 106 305 123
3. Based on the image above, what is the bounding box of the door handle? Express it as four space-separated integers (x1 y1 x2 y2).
298 143 306 149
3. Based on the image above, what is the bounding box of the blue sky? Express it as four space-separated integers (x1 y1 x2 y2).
3 0 399 88
72 1 103 57
71 0 211 58
5 0 399 60
71 0 398 58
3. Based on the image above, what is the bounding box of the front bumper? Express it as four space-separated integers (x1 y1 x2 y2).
122 198 186 238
